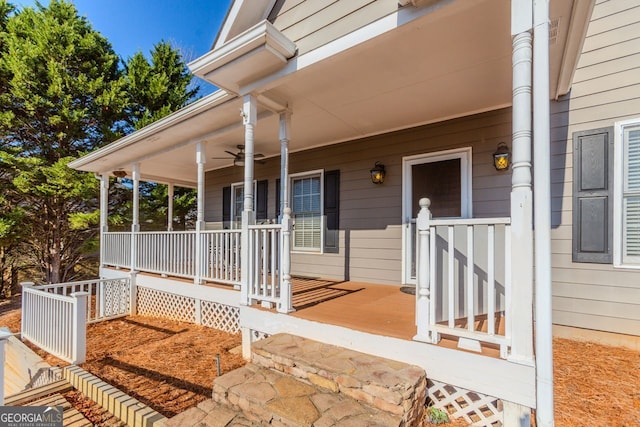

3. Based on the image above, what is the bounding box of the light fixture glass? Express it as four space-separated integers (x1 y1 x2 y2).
493 142 510 171
370 161 386 184
234 158 245 167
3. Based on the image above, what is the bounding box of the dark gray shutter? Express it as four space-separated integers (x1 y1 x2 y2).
222 186 231 229
256 180 268 221
572 127 613 263
324 170 340 253
275 178 281 219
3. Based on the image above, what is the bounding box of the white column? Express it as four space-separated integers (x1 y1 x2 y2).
279 112 291 218
533 0 554 425
414 198 437 343
195 143 206 285
131 164 140 273
504 2 535 425
131 163 140 233
99 174 109 268
240 94 257 306
279 208 294 313
167 183 174 231
509 6 534 363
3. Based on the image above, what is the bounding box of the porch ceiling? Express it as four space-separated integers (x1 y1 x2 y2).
70 0 584 187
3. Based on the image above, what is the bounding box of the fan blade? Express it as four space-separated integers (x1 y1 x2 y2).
255 153 265 158
224 150 239 158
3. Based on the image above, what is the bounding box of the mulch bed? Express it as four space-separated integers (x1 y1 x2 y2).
2 295 640 425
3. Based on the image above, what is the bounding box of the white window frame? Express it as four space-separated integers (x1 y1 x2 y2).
402 147 473 223
230 180 257 229
289 169 324 253
613 118 640 268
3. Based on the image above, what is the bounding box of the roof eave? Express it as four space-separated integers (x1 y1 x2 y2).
554 0 596 98
68 89 236 172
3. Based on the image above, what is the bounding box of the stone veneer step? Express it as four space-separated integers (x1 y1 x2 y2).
212 363 402 426
250 334 427 426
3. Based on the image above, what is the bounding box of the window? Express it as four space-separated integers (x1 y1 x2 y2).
228 180 268 227
290 171 323 251
231 183 245 227
614 120 640 266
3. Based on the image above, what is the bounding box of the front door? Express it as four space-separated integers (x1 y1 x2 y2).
402 148 472 284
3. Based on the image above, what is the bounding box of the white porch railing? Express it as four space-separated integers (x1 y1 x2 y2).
201 230 242 284
135 231 197 278
247 224 281 304
414 198 512 358
102 231 132 268
20 278 130 364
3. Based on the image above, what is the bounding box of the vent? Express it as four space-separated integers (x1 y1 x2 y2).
549 17 560 45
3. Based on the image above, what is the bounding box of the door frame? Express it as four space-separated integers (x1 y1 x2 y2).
401 147 473 284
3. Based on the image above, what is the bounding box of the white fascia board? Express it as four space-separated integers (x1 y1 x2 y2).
68 89 235 172
555 0 596 98
189 20 296 79
213 0 277 50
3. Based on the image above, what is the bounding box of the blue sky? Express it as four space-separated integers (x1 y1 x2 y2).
13 0 233 62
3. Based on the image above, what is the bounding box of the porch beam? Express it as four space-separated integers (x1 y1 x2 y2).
167 183 174 231
533 0 554 425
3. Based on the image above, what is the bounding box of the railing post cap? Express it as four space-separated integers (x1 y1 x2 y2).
70 291 90 298
419 198 431 209
20 281 35 288
283 207 292 216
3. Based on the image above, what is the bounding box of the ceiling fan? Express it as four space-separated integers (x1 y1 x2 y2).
212 145 266 166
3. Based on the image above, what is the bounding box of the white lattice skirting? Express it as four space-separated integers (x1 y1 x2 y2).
136 287 240 334
201 300 240 333
428 379 503 427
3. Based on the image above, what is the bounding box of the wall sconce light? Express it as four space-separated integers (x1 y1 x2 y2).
112 170 127 178
370 161 386 184
493 142 510 171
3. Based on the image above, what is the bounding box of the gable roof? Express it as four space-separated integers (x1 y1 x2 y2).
213 0 277 50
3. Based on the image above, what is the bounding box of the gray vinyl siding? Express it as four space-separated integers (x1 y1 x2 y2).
205 108 512 284
550 0 640 336
268 0 399 55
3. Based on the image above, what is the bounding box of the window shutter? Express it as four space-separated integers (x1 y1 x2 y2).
256 180 268 221
275 178 281 219
324 170 340 253
222 186 231 229
572 127 613 263
623 127 640 262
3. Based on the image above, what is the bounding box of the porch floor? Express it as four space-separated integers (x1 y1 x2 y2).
131 271 503 358
285 278 503 359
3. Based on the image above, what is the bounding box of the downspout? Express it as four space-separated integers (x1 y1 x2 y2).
533 1 554 426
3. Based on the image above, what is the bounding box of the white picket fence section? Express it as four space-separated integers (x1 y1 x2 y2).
20 277 131 364
414 198 512 357
201 230 242 284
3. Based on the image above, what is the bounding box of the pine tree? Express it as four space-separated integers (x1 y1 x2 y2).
0 0 127 283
